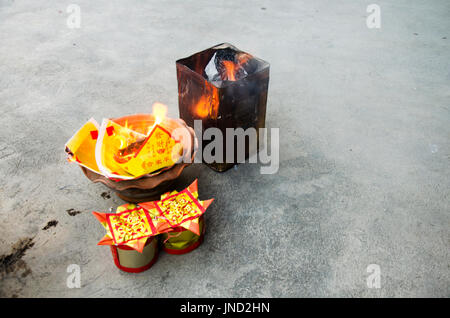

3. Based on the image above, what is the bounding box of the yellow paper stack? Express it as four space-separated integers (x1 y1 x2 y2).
65 106 183 180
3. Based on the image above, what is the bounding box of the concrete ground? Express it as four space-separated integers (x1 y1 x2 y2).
0 0 449 297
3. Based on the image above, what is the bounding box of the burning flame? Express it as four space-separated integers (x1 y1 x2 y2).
114 102 169 163
222 61 237 81
221 53 251 81
152 102 167 126
194 83 219 119
146 102 167 135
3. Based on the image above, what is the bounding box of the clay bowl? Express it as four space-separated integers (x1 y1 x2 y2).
81 115 196 203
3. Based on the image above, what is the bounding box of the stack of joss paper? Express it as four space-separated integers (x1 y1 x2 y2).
93 180 213 252
65 114 183 180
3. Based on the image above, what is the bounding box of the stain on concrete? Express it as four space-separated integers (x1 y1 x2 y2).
42 220 58 230
101 192 111 199
0 238 34 279
66 208 81 216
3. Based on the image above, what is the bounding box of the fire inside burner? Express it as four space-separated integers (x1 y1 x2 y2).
204 47 253 82
176 43 270 172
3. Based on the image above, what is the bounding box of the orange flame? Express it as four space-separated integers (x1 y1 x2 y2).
152 102 167 125
194 82 219 119
146 102 168 135
221 53 251 81
237 53 251 65
222 61 237 81
113 102 169 164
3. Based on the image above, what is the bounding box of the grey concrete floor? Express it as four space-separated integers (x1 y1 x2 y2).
0 0 449 297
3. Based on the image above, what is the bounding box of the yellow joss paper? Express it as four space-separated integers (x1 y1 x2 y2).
156 190 204 227
66 112 184 180
95 119 138 179
109 207 153 243
96 120 182 180
143 180 212 235
119 125 183 177
65 118 101 173
93 179 214 253
93 204 156 252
